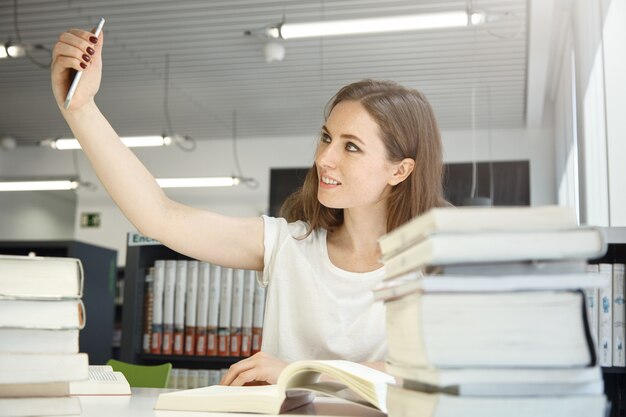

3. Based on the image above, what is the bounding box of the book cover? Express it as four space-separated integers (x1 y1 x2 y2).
161 260 177 355
0 352 89 384
173 260 188 355
0 328 79 354
230 269 245 356
150 260 165 354
194 262 210 355
241 269 256 357
251 278 266 355
0 396 81 417
378 206 578 257
217 267 233 356
206 264 221 356
0 254 84 299
598 263 613 366
154 360 394 414
0 299 85 329
184 260 199 355
142 267 154 353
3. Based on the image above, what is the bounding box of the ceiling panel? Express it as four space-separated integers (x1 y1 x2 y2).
0 0 527 146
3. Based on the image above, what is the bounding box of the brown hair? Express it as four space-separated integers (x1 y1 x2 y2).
280 79 445 234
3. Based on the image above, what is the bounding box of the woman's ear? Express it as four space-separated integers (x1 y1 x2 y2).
389 158 415 186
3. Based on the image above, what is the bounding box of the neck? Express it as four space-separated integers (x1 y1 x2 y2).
334 205 388 254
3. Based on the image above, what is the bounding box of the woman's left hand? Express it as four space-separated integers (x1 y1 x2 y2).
220 352 288 386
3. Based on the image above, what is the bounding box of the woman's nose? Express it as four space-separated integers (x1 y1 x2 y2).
316 144 338 168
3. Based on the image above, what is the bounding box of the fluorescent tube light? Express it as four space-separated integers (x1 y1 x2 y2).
49 136 173 150
259 11 484 39
0 180 79 191
156 177 240 188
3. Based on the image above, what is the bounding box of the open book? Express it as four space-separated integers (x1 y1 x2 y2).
154 360 395 414
69 365 130 396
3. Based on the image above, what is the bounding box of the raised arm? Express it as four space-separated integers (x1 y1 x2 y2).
51 28 264 270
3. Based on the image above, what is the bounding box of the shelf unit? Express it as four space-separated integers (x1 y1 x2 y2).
0 240 117 365
591 227 626 417
120 233 245 369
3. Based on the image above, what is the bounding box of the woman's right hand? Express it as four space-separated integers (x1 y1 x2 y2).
51 28 104 112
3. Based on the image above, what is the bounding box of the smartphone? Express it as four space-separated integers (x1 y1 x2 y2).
63 18 105 110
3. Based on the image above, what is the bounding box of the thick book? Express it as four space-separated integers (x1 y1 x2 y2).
150 260 165 354
373 270 611 301
173 260 188 355
382 228 606 280
385 290 596 368
0 298 85 329
0 254 83 299
252 277 266 355
194 262 210 355
161 260 177 355
217 267 233 356
241 269 256 356
0 328 79 354
229 268 245 356
0 396 81 417
184 260 199 355
69 365 131 396
0 353 88 384
378 205 577 257
206 264 221 356
386 383 606 417
141 267 154 353
154 360 395 414
612 263 625 366
598 263 613 366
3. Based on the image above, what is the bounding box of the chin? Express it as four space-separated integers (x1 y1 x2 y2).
317 194 342 209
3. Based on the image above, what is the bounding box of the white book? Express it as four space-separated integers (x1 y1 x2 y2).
197 369 210 387
585 264 600 350
0 298 85 329
0 328 79 354
150 260 166 354
188 369 199 389
194 262 210 355
173 260 188 355
184 260 199 356
0 396 81 417
598 263 613 366
207 264 222 356
218 268 233 356
241 270 256 356
177 368 189 390
69 365 131 396
161 260 177 355
252 278 266 355
167 368 178 389
0 352 89 384
208 370 221 386
612 263 625 366
0 254 84 299
230 269 245 356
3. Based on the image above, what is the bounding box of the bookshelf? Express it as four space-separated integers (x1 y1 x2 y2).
0 240 117 365
590 227 626 417
119 233 247 369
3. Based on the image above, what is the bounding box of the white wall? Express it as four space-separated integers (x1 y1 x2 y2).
0 126 555 265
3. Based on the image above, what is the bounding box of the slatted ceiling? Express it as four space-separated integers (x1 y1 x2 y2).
0 0 527 145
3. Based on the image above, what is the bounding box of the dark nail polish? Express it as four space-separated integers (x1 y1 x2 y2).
82 54 91 62
86 47 95 55
80 62 87 69
89 36 98 44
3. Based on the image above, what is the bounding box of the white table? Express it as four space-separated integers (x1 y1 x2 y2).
77 388 387 417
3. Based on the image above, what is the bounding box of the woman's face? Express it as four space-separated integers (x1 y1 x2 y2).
315 100 400 211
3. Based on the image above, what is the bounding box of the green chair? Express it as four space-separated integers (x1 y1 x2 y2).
106 359 172 388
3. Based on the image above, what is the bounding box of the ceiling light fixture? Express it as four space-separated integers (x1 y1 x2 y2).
40 135 177 150
245 10 485 39
156 177 241 188
0 179 80 192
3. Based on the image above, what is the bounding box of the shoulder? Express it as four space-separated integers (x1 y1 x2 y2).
261 215 315 240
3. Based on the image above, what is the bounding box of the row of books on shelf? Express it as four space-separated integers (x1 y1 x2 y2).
142 260 266 358
166 367 228 390
153 206 613 417
586 262 625 367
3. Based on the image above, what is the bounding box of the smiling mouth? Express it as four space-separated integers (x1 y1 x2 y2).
320 176 341 185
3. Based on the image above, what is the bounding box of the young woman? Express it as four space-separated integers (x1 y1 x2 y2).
51 28 445 386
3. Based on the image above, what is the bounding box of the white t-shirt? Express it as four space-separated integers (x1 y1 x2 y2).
259 215 387 362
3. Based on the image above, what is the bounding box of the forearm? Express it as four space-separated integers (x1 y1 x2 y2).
63 101 168 237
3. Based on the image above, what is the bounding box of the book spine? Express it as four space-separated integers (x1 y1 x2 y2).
599 263 614 366
161 260 177 355
173 260 188 355
194 262 210 355
150 260 166 354
229 269 245 357
142 267 154 353
613 263 625 366
184 261 199 355
585 264 600 352
240 270 255 357
206 264 221 356
251 279 266 355
217 267 233 356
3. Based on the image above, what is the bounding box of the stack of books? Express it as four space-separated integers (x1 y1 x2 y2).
0 254 88 417
375 206 610 417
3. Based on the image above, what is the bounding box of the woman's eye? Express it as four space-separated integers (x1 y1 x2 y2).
320 133 331 143
346 142 360 152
